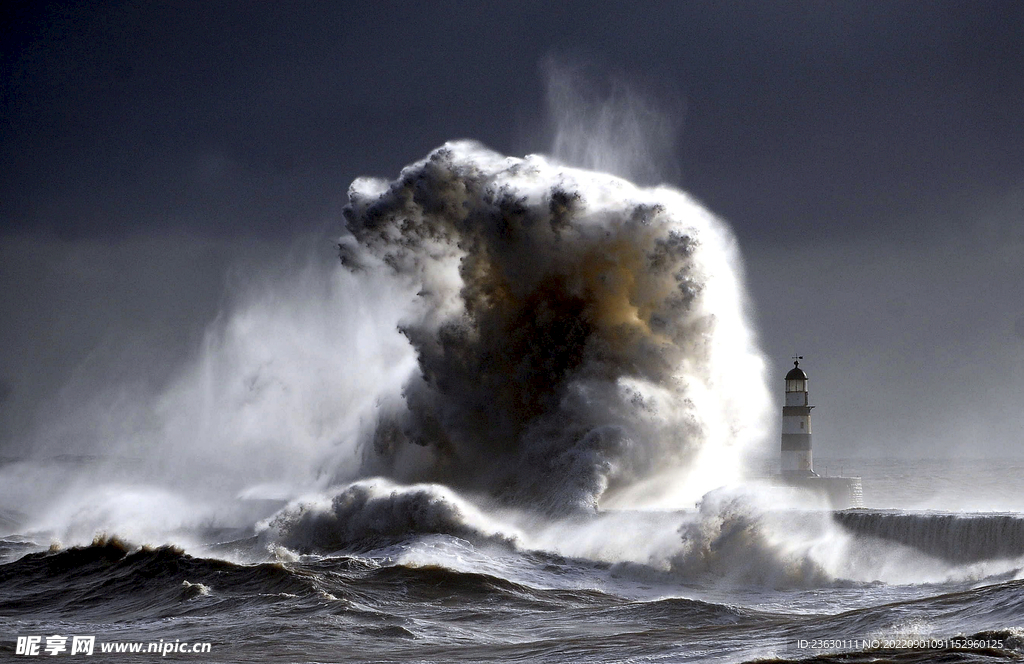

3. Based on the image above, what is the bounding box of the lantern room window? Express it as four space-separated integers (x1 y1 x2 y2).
786 378 806 392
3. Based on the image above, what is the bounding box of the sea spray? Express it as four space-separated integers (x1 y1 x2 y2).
343 140 770 513
544 57 684 186
11 134 773 554
7 249 421 546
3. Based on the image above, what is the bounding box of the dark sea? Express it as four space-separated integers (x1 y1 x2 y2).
2 457 1023 663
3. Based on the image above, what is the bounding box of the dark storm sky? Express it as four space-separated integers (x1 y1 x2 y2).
2 1 1022 458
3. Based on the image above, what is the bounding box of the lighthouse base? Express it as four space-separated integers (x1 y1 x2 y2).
776 474 864 509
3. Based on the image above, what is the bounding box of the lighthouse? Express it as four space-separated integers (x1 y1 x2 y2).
774 357 864 507
781 358 815 476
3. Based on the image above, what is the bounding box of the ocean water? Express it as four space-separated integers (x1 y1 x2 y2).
2 457 1023 663
2 143 1022 662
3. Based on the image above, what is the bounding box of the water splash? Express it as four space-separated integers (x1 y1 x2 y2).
344 140 769 512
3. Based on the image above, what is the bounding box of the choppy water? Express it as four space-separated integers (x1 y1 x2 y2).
2 458 1023 663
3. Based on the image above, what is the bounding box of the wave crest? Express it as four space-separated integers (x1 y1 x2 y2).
263 479 518 554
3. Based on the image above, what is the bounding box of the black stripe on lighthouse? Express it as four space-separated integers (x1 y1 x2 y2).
781 434 812 451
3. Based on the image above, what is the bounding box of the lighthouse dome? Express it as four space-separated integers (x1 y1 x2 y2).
785 364 807 381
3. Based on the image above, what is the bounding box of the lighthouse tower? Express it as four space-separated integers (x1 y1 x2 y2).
782 358 815 476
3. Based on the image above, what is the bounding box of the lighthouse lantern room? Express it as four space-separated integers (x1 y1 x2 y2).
781 357 815 476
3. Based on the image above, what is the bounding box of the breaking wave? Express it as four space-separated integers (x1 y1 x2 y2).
262 479 518 554
343 140 769 513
